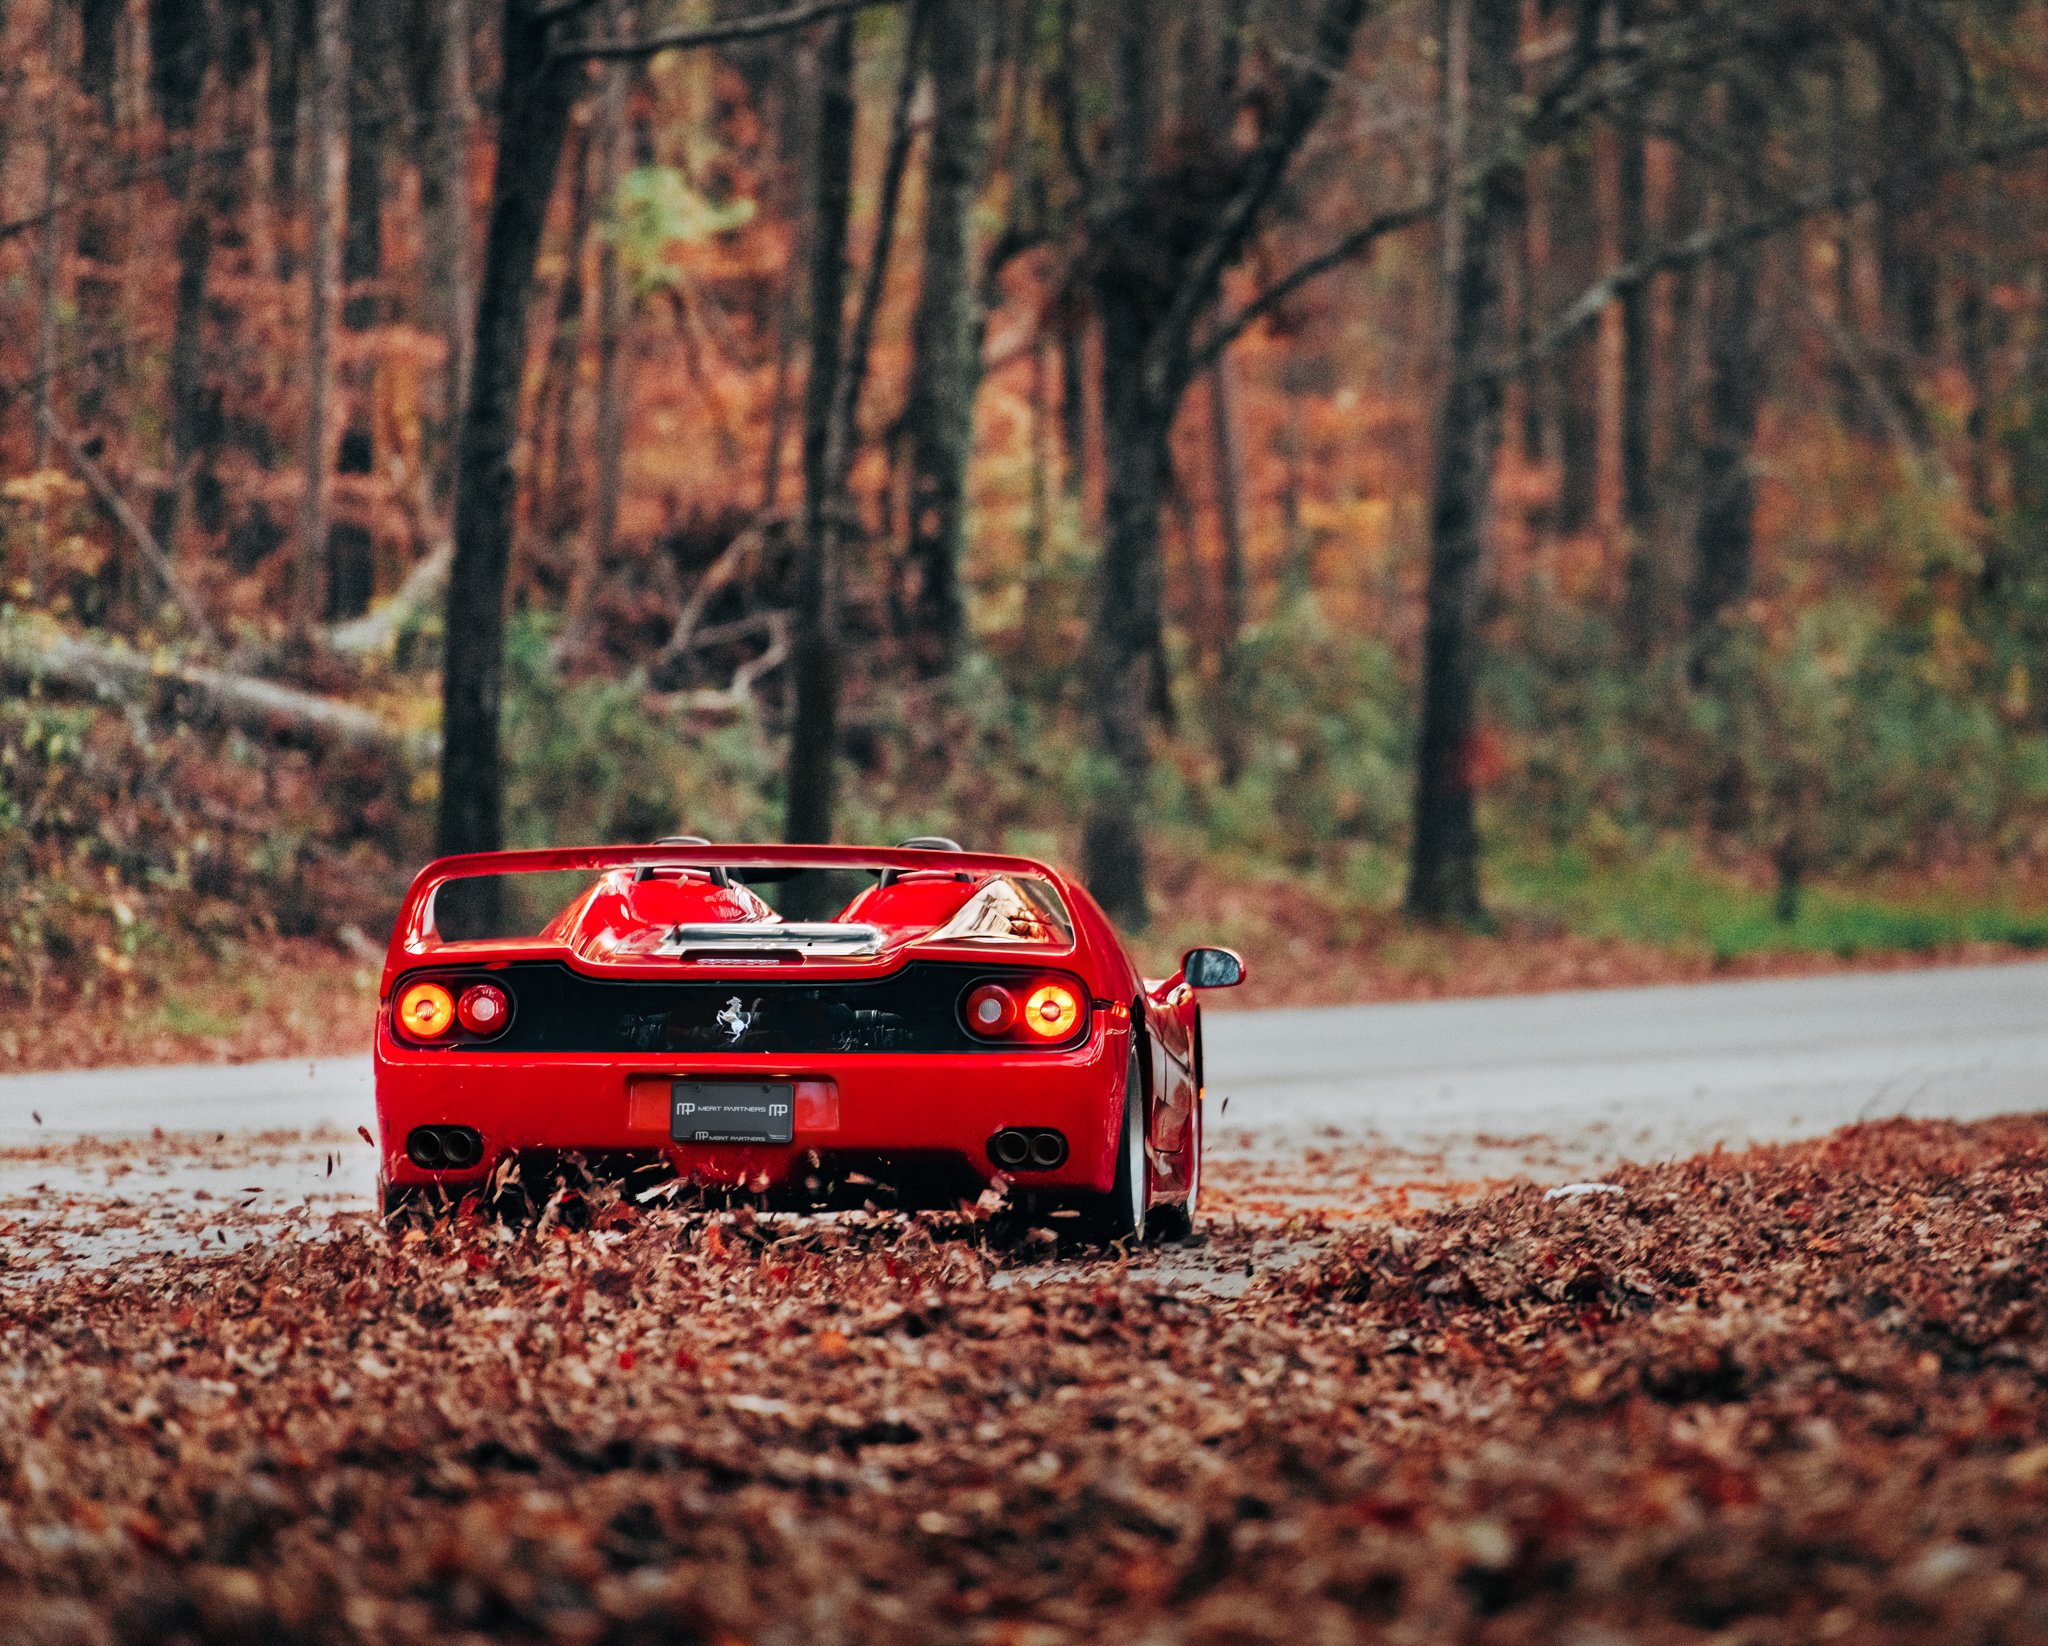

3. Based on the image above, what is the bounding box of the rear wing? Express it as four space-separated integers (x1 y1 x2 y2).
385 842 1062 989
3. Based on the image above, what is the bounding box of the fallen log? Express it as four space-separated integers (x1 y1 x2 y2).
0 622 433 760
329 540 452 658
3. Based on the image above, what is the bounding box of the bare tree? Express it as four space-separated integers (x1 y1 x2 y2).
787 2 923 845
901 0 991 676
1065 0 1379 926
587 32 634 572
1406 0 1520 926
436 0 582 874
426 0 477 476
782 14 859 849
294 0 347 638
1686 78 1768 675
1208 352 1250 786
147 0 224 564
565 0 636 646
437 0 898 874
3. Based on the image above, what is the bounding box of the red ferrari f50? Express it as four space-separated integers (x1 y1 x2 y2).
374 838 1244 1241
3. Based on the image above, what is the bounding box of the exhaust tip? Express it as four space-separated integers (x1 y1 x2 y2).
989 1128 1066 1172
991 1129 1032 1169
408 1125 482 1170
1028 1130 1067 1169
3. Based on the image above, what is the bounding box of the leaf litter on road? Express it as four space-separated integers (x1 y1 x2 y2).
0 1118 2044 1642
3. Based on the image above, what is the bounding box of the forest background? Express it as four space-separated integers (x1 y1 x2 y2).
8 0 2048 1066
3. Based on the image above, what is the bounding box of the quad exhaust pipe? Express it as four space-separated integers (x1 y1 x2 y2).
408 1125 483 1170
989 1127 1067 1171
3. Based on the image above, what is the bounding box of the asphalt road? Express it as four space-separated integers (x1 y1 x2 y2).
3 958 2044 1188
1202 958 2048 1170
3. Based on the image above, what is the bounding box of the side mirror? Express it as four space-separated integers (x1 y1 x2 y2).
1182 946 1245 989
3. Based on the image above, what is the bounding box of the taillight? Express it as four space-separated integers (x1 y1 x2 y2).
960 975 1088 1045
457 982 510 1037
964 983 1019 1037
1021 981 1081 1040
395 981 456 1041
394 977 512 1043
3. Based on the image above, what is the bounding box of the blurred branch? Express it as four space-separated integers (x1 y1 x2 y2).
1187 194 1439 376
1485 123 2048 385
658 524 767 668
33 405 217 646
0 101 466 247
558 0 902 60
1788 279 1950 484
1146 0 1373 400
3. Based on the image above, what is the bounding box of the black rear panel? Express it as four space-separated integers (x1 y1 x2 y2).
409 961 1076 1055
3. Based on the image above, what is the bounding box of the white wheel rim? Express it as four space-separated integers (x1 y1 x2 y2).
1185 1108 1201 1219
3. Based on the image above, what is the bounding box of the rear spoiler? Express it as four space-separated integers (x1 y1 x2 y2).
386 843 1061 985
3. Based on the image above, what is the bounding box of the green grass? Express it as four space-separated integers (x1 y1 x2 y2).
1499 846 2048 964
155 995 242 1038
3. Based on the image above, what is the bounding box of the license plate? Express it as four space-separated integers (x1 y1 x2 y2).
671 1081 794 1144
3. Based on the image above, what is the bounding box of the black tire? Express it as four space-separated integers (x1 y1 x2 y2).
1073 1043 1148 1246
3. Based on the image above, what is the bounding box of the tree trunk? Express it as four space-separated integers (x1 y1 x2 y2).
294 0 347 636
31 0 62 606
330 0 395 621
425 0 476 488
1209 352 1250 786
1549 141 1600 535
567 1 634 646
436 0 581 870
80 0 121 120
782 13 857 846
1081 276 1168 928
1685 242 1763 663
1405 0 1517 927
1058 319 1088 502
1025 331 1052 572
901 0 990 676
1078 0 1165 929
148 0 221 564
1686 84 1766 676
757 42 812 517
1615 74 1656 650
785 0 921 861
536 119 596 529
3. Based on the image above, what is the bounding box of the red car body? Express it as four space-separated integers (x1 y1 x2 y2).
374 842 1243 1237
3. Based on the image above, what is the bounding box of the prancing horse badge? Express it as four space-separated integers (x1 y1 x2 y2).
717 997 760 1043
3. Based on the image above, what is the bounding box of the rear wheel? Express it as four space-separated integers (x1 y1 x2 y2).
1074 1043 1147 1246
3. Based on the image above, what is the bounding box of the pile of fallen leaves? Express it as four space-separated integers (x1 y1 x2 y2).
3 1117 2047 1643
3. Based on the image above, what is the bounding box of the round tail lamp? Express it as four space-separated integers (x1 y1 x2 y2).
457 982 511 1037
1021 982 1081 1040
396 981 456 1041
964 983 1019 1038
